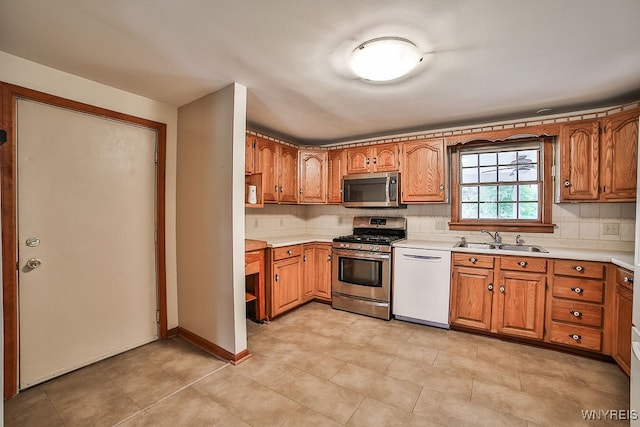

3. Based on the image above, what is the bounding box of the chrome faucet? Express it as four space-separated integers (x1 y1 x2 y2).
515 234 523 246
481 229 501 244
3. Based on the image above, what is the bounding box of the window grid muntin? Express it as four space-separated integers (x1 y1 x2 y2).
459 145 541 221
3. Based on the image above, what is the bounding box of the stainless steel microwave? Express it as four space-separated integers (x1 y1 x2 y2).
341 171 404 208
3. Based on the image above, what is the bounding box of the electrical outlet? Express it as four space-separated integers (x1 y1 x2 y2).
435 219 446 231
603 223 620 235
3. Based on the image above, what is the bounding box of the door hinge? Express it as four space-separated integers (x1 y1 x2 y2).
154 150 158 163
156 310 160 323
16 261 20 270
154 230 158 243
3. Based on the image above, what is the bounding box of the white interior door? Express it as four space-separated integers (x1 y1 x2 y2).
17 99 158 389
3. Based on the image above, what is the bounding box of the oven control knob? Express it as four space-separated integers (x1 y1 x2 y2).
357 244 363 249
373 245 380 251
345 243 350 248
340 243 345 248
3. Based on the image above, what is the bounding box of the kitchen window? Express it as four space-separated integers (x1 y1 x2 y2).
449 138 554 233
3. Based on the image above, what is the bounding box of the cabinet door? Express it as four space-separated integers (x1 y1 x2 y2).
327 150 346 204
315 244 332 301
496 271 546 340
245 134 255 175
373 143 399 172
299 150 327 204
256 137 278 202
401 139 446 202
601 112 638 201
613 282 633 375
559 120 600 201
302 245 316 302
278 144 299 203
271 256 302 317
450 266 494 331
346 147 371 174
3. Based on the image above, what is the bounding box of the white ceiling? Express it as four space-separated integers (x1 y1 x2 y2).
1 0 640 145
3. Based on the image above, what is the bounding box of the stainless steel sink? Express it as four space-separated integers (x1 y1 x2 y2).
453 241 497 250
498 244 548 253
453 241 548 253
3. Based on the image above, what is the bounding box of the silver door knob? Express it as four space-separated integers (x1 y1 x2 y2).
26 258 42 270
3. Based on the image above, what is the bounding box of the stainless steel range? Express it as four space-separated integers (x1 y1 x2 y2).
331 216 406 320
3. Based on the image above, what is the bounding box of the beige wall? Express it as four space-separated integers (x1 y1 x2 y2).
0 51 180 328
177 84 247 355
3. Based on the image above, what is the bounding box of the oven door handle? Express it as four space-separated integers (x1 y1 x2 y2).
332 249 390 260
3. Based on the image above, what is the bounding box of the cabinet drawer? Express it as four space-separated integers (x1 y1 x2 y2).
453 253 494 269
616 268 634 291
547 321 602 352
552 277 604 303
272 245 302 261
551 299 603 328
500 256 547 273
553 259 604 279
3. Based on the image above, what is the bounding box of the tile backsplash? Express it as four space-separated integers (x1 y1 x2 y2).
246 202 635 252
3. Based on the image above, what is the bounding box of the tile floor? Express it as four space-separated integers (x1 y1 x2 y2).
6 302 631 426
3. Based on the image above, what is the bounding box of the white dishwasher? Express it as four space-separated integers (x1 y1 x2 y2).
392 246 451 329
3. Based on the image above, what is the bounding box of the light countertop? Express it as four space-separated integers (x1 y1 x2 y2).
393 239 634 271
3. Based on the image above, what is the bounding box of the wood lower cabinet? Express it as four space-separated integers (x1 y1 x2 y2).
268 242 332 318
401 139 446 203
302 244 316 302
450 253 547 340
612 267 633 375
546 259 608 353
314 243 332 301
268 245 302 317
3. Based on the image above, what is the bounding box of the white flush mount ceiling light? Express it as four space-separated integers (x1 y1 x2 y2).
350 36 423 82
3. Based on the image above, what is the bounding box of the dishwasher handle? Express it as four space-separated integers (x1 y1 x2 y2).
401 254 443 261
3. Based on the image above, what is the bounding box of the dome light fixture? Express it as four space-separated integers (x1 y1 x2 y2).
349 36 423 82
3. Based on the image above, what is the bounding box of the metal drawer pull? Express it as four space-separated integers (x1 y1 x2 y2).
569 334 581 340
518 261 527 267
487 283 493 291
571 287 583 294
499 286 505 293
570 310 582 317
327 255 331 261
303 256 307 262
287 250 292 255
624 276 634 284
572 265 584 272
564 180 571 188
469 257 477 264
275 274 279 282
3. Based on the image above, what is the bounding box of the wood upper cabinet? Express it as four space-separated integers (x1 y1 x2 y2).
558 111 638 202
327 149 347 204
559 119 600 201
346 143 400 174
256 137 278 202
299 150 327 204
401 139 446 203
245 134 256 175
255 137 298 204
601 111 638 201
